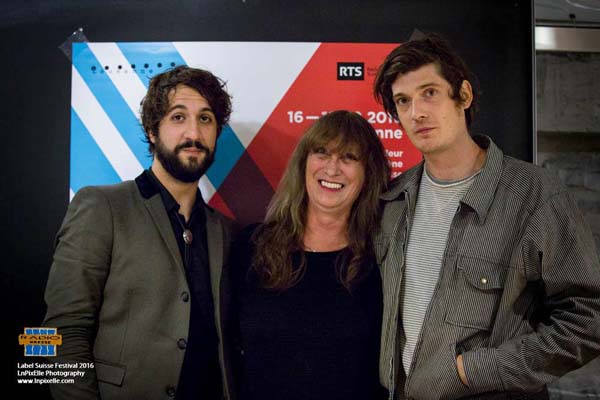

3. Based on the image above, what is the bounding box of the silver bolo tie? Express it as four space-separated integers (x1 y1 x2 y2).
176 213 193 245
174 212 193 271
183 228 193 245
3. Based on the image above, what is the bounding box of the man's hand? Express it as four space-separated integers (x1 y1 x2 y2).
457 354 468 386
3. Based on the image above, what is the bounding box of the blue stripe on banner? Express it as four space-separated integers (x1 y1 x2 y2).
207 125 245 190
72 42 88 65
117 42 188 87
72 43 150 170
70 108 121 193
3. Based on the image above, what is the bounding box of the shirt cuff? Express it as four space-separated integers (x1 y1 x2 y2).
462 348 504 392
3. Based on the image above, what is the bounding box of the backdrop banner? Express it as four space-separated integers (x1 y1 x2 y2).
70 41 420 223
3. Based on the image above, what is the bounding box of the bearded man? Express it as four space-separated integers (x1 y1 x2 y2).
43 66 237 400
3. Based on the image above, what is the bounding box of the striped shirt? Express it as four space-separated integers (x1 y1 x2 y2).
401 169 478 374
375 135 600 399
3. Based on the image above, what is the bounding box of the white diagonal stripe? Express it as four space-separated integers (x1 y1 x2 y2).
87 43 147 119
71 66 143 181
199 175 216 203
174 42 319 148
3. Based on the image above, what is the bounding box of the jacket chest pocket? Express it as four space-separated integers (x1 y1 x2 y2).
445 256 508 331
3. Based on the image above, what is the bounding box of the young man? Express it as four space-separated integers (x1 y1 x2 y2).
43 66 236 400
373 33 600 399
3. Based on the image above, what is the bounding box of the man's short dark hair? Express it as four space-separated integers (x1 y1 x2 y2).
374 32 478 128
140 65 232 154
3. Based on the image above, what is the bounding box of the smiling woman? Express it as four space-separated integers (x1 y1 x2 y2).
231 110 391 400
304 140 365 225
253 110 391 290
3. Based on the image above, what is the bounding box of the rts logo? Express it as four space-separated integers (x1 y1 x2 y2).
337 62 364 80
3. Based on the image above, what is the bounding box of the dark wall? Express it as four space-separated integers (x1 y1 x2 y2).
1 1 533 396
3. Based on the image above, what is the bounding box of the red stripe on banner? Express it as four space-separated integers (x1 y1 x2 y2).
214 151 275 225
246 42 421 189
207 191 236 220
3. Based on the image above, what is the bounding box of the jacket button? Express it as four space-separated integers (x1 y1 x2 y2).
181 291 190 302
177 338 187 349
480 277 488 285
166 385 176 397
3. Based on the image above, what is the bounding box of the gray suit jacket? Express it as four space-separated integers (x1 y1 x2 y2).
43 172 235 400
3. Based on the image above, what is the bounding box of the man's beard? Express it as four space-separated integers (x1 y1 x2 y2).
154 136 215 183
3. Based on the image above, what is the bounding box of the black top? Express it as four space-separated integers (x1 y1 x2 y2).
141 169 222 400
232 225 384 400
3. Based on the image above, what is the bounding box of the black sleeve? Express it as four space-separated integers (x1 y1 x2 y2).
228 222 261 395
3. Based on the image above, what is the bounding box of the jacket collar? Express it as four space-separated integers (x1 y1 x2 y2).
380 160 424 202
136 169 206 215
460 135 503 223
134 169 220 275
380 135 504 224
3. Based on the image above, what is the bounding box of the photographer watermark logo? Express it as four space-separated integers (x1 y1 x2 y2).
18 327 62 357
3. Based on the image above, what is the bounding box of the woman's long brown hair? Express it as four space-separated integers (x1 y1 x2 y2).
251 110 391 292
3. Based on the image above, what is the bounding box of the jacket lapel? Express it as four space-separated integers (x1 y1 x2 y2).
205 210 223 312
143 194 185 274
204 209 233 398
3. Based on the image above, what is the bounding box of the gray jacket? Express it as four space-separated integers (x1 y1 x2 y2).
376 136 600 400
43 172 235 400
